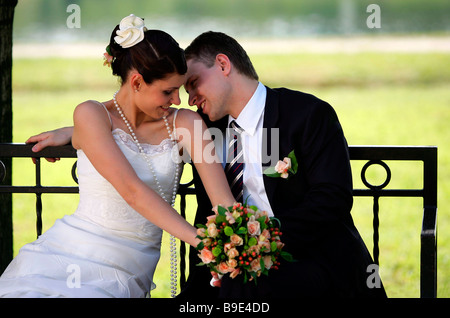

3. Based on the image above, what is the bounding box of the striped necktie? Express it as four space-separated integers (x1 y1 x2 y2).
225 121 244 202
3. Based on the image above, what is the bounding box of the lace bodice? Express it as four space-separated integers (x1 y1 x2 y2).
74 121 183 242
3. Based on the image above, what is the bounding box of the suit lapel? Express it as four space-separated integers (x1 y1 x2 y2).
262 87 280 207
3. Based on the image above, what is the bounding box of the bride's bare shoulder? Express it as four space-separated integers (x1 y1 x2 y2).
73 100 110 123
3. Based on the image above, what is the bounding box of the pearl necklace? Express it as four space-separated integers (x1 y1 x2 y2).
113 90 180 298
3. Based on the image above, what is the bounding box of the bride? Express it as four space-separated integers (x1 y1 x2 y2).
0 14 234 298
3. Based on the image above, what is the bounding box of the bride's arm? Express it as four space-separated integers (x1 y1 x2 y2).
175 109 235 208
26 127 73 152
72 102 199 247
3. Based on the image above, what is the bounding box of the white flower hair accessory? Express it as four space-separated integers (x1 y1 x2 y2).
114 14 148 49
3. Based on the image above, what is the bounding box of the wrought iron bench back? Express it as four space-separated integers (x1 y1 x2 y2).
0 144 437 297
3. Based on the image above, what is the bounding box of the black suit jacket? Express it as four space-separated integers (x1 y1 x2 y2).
180 87 386 298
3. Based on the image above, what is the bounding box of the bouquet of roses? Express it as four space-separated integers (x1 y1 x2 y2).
195 202 293 284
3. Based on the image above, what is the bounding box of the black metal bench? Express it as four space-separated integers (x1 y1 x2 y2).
0 143 438 297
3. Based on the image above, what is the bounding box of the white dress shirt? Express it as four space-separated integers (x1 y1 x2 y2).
226 82 274 216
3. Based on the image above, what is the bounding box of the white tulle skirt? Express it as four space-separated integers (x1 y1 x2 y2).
0 214 161 298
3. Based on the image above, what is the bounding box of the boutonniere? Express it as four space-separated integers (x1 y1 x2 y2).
263 150 298 179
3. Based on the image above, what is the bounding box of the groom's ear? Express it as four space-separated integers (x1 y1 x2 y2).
215 54 231 77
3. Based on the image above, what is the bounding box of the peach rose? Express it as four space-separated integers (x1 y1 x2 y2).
197 228 206 238
247 245 260 256
206 214 216 225
247 216 261 237
255 209 269 220
225 211 236 224
202 237 212 247
230 234 243 246
218 262 231 274
274 157 291 178
227 259 238 269
226 247 239 259
224 242 233 253
199 248 215 264
250 258 261 272
207 223 218 238
258 240 271 252
276 241 285 249
263 255 273 270
230 268 241 279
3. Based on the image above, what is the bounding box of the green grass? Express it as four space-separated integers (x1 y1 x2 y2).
10 50 450 298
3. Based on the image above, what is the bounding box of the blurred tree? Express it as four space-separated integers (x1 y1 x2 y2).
0 0 17 274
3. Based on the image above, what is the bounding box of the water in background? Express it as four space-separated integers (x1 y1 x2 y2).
13 0 450 44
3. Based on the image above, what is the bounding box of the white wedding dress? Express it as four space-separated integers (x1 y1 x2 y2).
0 105 182 298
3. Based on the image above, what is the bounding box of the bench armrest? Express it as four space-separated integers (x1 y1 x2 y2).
420 206 437 298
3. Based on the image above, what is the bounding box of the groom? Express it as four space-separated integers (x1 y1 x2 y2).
181 31 386 298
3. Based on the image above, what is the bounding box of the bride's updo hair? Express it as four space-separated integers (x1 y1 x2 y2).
108 26 187 84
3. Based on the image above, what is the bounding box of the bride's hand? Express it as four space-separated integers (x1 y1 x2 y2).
26 127 74 163
210 272 222 287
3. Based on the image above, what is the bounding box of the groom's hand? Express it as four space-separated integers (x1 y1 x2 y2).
26 127 73 163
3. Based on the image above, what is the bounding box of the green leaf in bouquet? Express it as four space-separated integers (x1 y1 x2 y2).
270 241 277 252
269 217 281 229
236 217 243 228
280 251 295 262
217 205 228 216
236 227 247 235
196 224 207 229
224 226 234 236
248 237 257 247
244 195 250 206
249 272 258 285
196 241 204 251
215 214 226 224
260 257 265 272
257 216 268 230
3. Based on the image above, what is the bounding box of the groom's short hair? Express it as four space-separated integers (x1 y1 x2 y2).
185 31 259 81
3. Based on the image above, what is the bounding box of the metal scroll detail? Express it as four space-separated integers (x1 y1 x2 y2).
360 160 392 265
